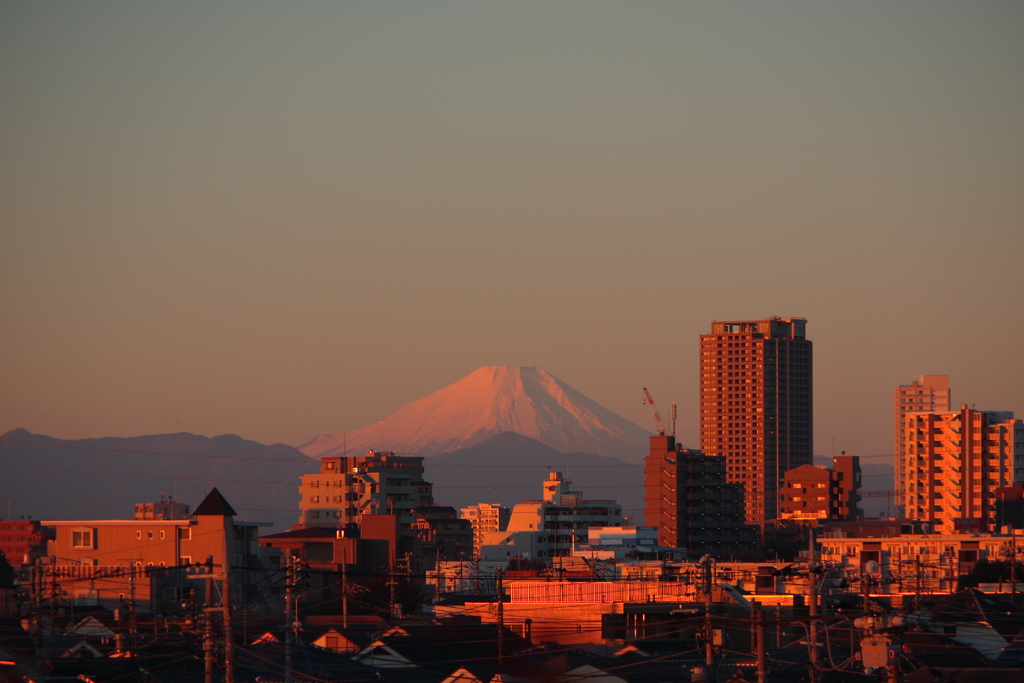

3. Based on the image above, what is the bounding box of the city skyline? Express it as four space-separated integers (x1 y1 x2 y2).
2 3 1022 463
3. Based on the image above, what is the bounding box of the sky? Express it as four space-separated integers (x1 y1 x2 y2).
2 2 1022 469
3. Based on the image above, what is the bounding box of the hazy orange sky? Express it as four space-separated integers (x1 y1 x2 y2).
2 2 1022 465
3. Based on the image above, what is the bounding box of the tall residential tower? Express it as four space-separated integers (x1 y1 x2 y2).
700 317 813 526
894 375 951 516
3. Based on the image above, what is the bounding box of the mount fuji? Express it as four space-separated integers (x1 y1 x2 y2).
299 365 655 463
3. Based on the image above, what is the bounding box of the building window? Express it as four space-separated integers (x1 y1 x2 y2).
136 531 142 540
72 528 95 549
160 530 166 540
148 531 154 540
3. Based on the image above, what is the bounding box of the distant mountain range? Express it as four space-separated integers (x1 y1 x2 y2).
0 365 894 530
300 365 656 463
425 432 646 521
0 429 317 531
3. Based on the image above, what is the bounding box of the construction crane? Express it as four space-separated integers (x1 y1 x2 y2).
642 388 667 436
861 490 895 518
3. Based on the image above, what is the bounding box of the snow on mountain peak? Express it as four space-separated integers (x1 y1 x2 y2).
299 365 653 462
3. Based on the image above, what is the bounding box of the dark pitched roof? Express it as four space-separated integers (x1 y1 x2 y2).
930 588 1024 636
193 487 237 516
261 527 339 540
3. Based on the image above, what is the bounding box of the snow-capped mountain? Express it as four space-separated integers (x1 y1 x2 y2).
299 365 654 463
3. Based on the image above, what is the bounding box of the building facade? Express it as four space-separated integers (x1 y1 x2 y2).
479 472 623 561
699 317 813 525
894 375 951 515
898 405 1024 534
779 454 861 521
819 531 1024 594
0 520 49 567
298 451 434 532
644 435 756 558
411 505 474 562
134 496 190 520
461 503 510 557
43 489 275 612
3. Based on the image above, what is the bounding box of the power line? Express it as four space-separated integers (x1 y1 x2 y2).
0 438 639 468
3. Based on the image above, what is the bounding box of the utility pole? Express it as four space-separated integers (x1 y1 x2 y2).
203 605 214 683
129 563 137 653
915 558 922 612
284 551 294 683
497 569 505 667
341 547 348 629
49 561 60 632
389 563 399 619
222 539 234 683
204 567 214 683
702 556 715 683
807 530 819 683
753 601 766 683
30 563 41 662
1011 527 1017 606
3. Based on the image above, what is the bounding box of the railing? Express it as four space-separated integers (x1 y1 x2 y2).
47 564 178 579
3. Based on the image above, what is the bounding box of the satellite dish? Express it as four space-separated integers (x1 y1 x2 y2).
864 560 880 575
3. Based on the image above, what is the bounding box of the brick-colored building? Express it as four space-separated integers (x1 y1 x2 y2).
0 519 49 567
43 489 275 612
297 451 434 532
898 405 1023 534
644 435 756 558
894 375 951 514
700 317 813 525
779 454 861 521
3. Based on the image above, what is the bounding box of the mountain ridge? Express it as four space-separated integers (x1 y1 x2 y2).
300 365 654 463
424 431 645 519
0 429 318 530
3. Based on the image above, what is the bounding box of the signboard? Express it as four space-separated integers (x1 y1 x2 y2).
953 518 983 532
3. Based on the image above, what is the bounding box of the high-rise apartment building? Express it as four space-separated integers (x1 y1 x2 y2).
700 317 813 525
644 435 755 558
894 375 951 515
898 405 1023 534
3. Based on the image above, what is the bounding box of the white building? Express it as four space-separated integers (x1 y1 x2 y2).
460 503 510 556
479 472 623 561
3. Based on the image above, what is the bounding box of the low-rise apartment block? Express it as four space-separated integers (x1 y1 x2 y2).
298 451 434 532
479 472 623 561
461 503 510 557
43 489 275 612
779 454 861 521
